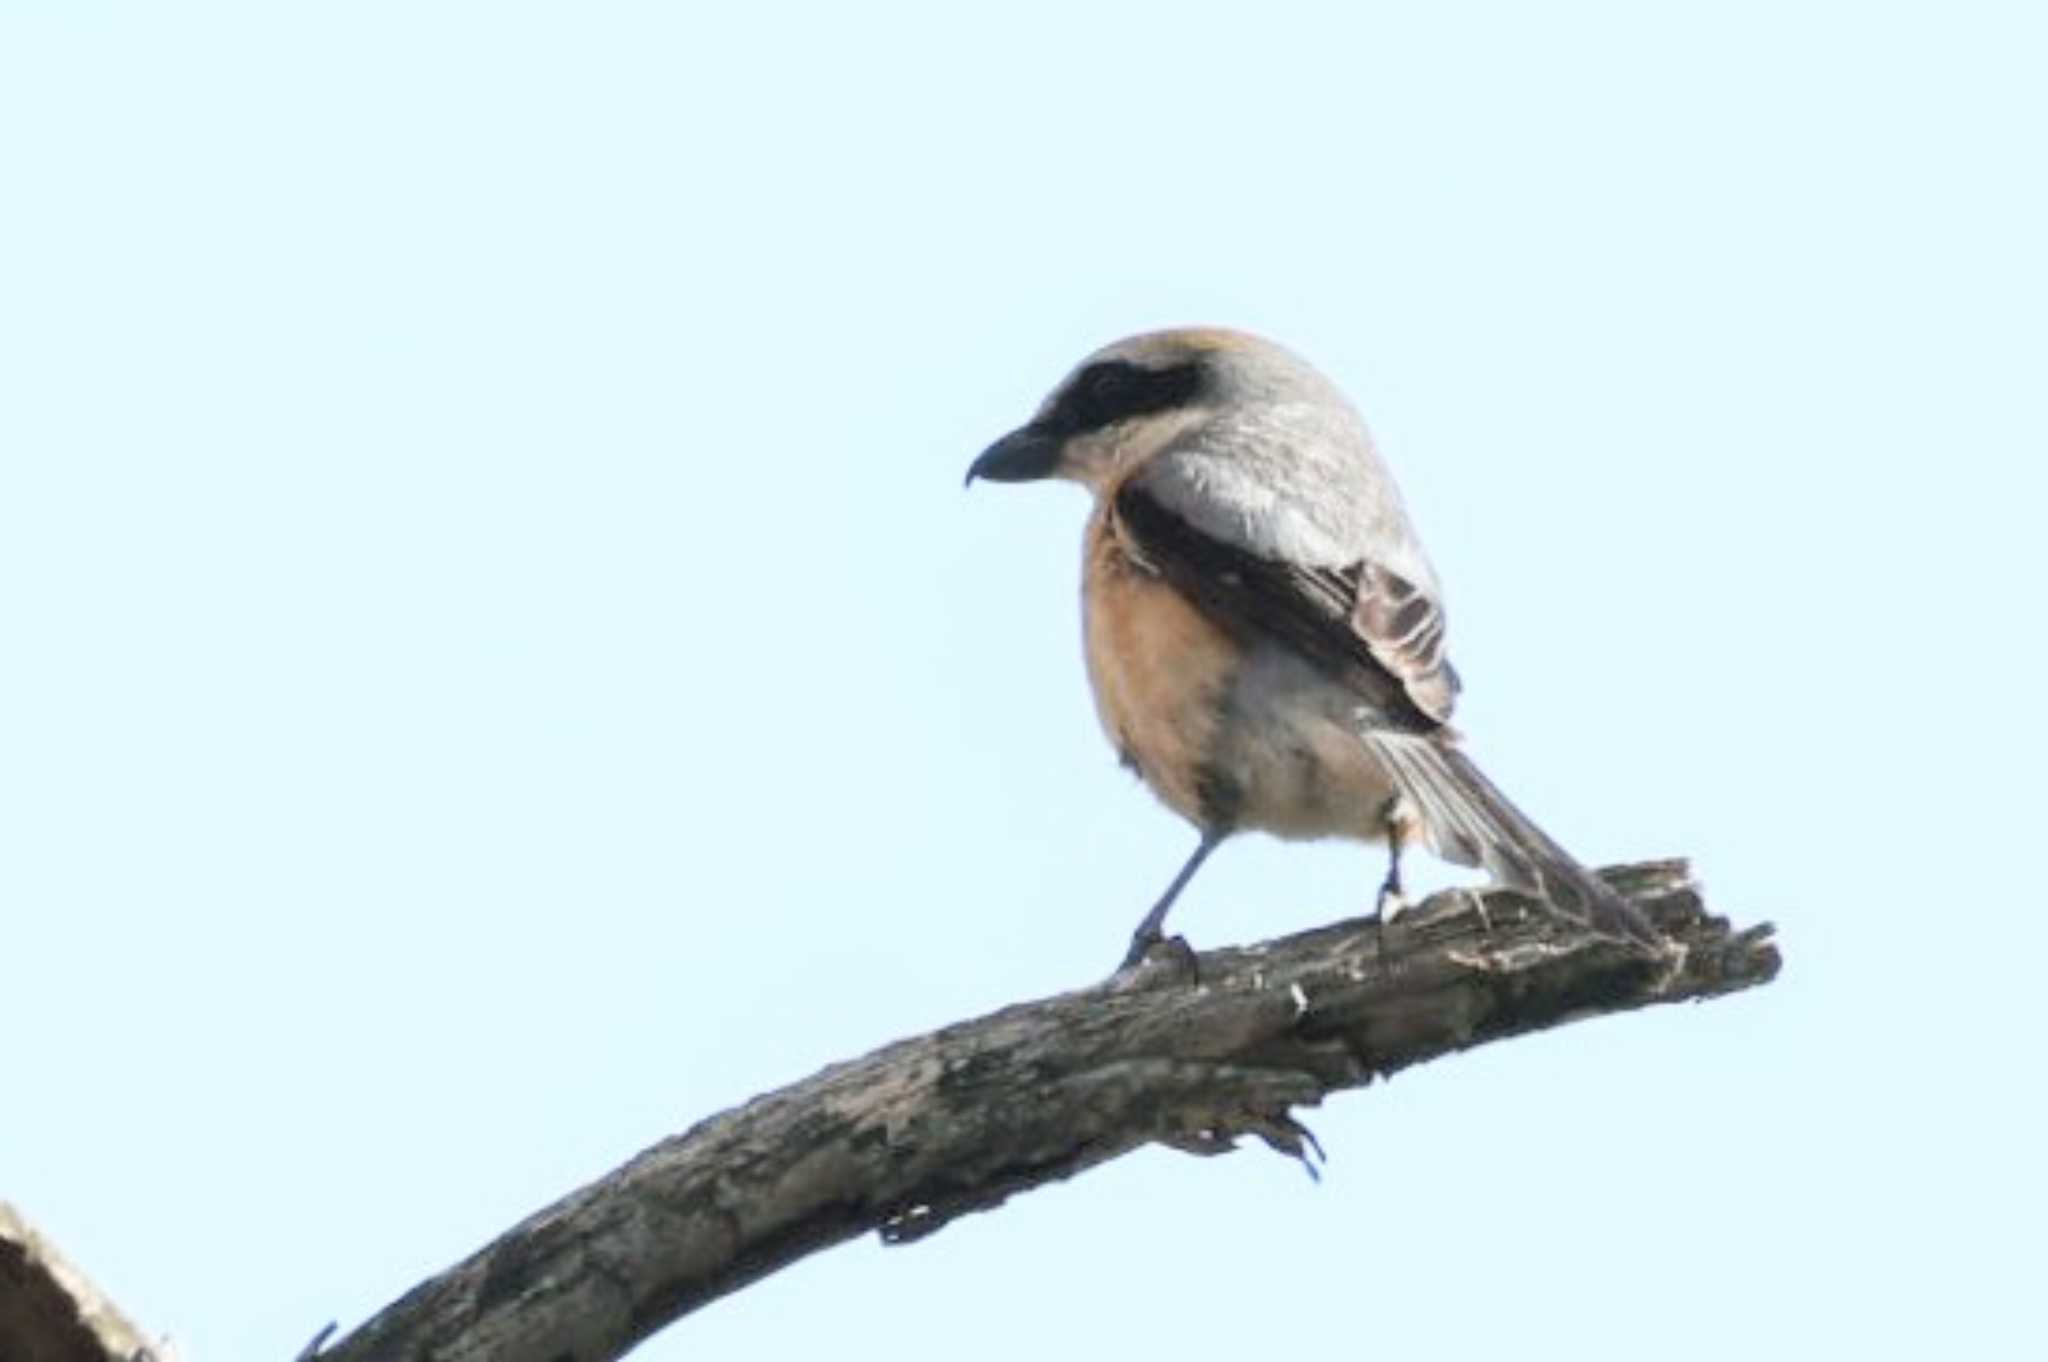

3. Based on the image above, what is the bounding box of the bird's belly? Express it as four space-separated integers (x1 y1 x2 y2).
1084 537 1395 840
1209 644 1399 842
1083 553 1238 827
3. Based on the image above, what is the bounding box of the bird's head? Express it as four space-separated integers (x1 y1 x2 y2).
965 327 1330 492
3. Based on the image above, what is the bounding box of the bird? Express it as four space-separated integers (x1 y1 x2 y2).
965 327 1658 969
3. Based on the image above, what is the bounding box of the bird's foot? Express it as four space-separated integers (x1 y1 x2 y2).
1121 923 1161 972
1371 882 1409 963
1116 930 1200 985
1375 882 1409 923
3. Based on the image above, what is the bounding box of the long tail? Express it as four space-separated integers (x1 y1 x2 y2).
1364 731 1658 944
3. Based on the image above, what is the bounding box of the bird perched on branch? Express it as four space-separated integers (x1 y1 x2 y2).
966 328 1658 968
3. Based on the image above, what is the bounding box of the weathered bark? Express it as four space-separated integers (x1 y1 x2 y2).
0 1202 162 1362
309 859 1777 1362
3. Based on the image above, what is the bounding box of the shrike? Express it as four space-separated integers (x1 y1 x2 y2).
966 327 1657 967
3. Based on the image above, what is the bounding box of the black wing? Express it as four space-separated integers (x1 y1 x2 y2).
1112 483 1460 731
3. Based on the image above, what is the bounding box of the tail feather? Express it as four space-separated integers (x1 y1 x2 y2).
1364 732 1658 945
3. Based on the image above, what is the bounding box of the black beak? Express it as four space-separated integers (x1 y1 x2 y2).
964 423 1062 487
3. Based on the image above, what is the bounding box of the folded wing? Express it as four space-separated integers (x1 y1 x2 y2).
1110 476 1654 943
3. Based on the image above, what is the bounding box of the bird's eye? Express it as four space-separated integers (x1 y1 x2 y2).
1089 369 1128 399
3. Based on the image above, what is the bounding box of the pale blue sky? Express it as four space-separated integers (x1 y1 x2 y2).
3 3 2042 1359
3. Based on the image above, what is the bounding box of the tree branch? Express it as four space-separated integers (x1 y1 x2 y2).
0 1201 163 1362
313 859 1777 1362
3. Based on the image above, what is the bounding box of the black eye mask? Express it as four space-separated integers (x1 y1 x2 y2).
1047 359 1207 437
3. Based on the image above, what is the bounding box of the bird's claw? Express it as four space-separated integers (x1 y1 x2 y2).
1375 883 1409 923
1117 931 1199 984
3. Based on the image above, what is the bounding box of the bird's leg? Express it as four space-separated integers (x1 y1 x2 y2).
1375 797 1409 962
1121 830 1224 970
